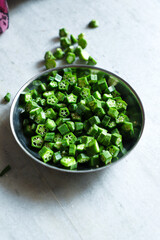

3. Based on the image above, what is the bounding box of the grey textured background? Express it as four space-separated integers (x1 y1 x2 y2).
0 1 160 239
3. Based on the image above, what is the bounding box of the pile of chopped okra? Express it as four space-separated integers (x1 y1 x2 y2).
20 67 134 170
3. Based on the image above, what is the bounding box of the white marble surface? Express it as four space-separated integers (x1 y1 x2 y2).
0 0 160 239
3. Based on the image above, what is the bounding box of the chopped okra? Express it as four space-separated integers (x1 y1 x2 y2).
4 92 11 102
88 20 99 28
20 67 134 170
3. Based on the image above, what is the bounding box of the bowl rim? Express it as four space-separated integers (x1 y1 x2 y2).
10 64 145 173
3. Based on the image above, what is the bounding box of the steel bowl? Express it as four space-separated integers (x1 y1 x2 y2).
10 65 145 173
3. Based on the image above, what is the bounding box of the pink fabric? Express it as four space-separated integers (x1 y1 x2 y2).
0 0 9 33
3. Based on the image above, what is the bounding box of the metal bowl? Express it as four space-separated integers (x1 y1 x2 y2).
10 65 145 173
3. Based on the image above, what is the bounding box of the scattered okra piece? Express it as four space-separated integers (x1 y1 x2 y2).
4 92 11 102
88 20 99 28
44 25 97 67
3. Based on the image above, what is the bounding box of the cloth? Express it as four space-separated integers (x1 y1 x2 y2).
0 0 9 33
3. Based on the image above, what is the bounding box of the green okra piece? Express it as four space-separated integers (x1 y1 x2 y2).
31 135 43 148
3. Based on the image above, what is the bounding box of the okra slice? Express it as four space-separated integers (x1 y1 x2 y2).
31 89 38 99
88 116 100 125
55 103 66 110
34 111 46 124
54 74 62 82
102 133 112 146
86 139 100 156
66 121 75 132
54 133 63 142
73 85 82 96
79 49 90 61
45 108 57 120
66 93 77 104
31 135 43 148
121 121 134 136
107 107 119 119
59 28 68 37
63 72 77 85
43 91 55 98
107 120 116 129
78 77 89 88
106 99 116 109
111 133 122 147
78 33 85 39
90 155 100 168
108 85 115 93
47 94 58 106
40 98 46 107
75 122 83 132
39 146 53 163
71 113 81 121
38 83 47 93
44 132 55 142
20 92 32 103
25 101 38 112
80 88 91 98
55 117 63 126
69 144 76 156
77 153 89 163
97 130 108 144
102 115 111 127
45 57 56 69
53 142 62 150
100 150 112 165
108 145 120 158
93 91 102 100
66 52 76 64
56 91 65 102
95 107 106 119
61 118 71 123
58 123 70 135
48 80 58 89
45 118 56 131
111 128 120 134
97 79 109 93
102 93 113 101
60 156 77 168
44 51 54 60
76 103 90 117
58 80 69 91
76 144 85 153
54 48 64 59
116 99 127 111
116 113 129 124
36 124 47 137
53 151 62 163
29 107 42 120
78 37 87 49
88 20 99 28
63 132 77 144
87 56 97 65
88 74 98 84
70 34 78 44
60 37 71 49
61 138 70 148
75 46 82 56
87 124 99 137
59 107 70 118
